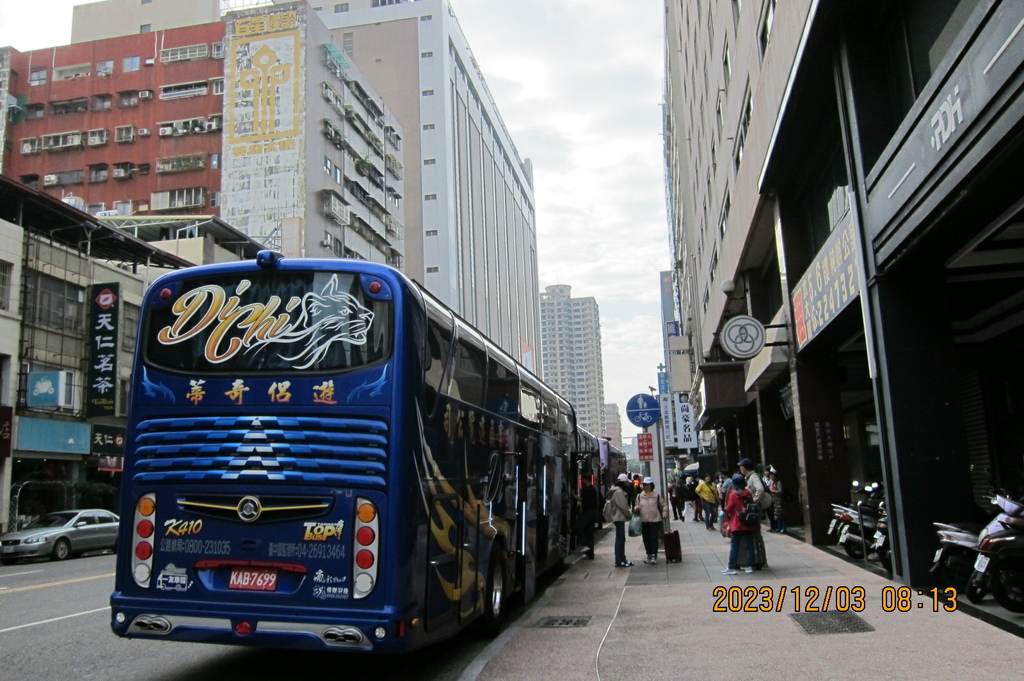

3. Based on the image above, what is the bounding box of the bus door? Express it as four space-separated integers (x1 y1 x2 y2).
425 493 461 631
519 440 538 603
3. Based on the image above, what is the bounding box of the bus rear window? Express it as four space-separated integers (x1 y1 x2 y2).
144 271 391 373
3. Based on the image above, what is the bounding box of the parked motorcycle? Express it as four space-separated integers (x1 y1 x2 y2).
967 494 1024 613
871 501 892 574
837 482 885 562
932 491 1024 604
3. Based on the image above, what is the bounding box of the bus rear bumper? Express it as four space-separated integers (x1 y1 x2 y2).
109 595 407 652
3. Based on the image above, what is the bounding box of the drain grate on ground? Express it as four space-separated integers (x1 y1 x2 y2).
790 611 875 635
536 616 592 628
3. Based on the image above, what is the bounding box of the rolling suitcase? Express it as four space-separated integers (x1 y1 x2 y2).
663 530 682 563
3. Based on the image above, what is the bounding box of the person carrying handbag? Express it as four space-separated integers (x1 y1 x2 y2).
634 477 669 564
608 474 634 567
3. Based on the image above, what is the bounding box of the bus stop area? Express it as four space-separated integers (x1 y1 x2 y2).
462 519 1023 681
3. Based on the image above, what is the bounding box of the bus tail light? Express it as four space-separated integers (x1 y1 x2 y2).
352 498 379 599
133 493 156 588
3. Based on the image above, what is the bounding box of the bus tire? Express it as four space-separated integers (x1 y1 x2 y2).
477 551 507 638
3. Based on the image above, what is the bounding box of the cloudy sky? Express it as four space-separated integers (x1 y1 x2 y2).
0 0 670 433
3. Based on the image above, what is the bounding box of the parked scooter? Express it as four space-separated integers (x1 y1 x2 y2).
838 482 885 562
966 494 1024 612
932 491 1024 603
871 501 892 574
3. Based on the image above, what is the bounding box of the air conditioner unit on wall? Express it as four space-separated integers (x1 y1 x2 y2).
43 174 58 186
112 168 127 178
138 128 150 136
139 90 152 99
159 126 173 136
144 58 155 66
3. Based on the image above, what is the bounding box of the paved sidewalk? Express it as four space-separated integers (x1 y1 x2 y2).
471 518 1023 681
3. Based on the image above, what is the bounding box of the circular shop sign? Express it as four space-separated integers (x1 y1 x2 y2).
720 315 766 360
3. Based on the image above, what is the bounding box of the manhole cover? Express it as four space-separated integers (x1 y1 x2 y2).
790 611 875 635
536 616 592 628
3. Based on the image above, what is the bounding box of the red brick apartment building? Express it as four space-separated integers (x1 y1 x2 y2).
1 22 226 218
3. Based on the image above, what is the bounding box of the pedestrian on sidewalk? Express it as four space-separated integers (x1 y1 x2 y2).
575 474 600 558
681 476 697 521
739 458 772 527
608 474 634 567
669 476 685 520
696 473 719 530
635 477 668 564
687 475 704 523
766 468 787 534
722 474 760 575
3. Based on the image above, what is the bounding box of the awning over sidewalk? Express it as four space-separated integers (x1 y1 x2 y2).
692 362 751 430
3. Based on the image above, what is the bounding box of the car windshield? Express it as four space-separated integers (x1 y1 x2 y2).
26 512 77 529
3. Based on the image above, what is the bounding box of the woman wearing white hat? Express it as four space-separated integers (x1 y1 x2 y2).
635 477 668 564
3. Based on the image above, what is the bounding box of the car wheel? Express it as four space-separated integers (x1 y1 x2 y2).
51 538 71 561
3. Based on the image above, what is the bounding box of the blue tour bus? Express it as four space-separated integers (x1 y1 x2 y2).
110 251 587 652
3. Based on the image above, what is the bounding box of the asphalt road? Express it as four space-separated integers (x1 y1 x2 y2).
0 552 509 681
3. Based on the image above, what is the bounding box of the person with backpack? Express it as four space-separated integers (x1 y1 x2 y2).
722 474 760 575
634 477 669 564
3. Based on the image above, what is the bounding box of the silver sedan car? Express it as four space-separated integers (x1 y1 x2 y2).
0 509 120 564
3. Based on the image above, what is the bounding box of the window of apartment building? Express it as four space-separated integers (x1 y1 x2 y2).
161 44 209 63
342 32 354 57
114 200 132 215
723 44 732 88
151 187 206 211
211 42 225 58
210 153 220 169
422 89 434 96
426 267 439 273
425 230 438 236
141 24 152 33
120 303 139 351
421 51 433 58
335 3 349 11
333 165 342 184
324 157 333 174
21 174 39 189
87 202 105 215
759 0 776 58
96 60 114 76
123 56 140 72
719 193 731 238
423 159 436 165
115 125 135 143
29 68 46 86
20 138 41 155
137 163 150 175
733 85 753 171
24 270 84 332
119 91 139 107
210 191 220 207
89 164 109 183
92 94 112 111
421 15 432 21
0 260 12 312
423 123 435 130
26 103 44 120
43 131 84 151
51 98 88 115
156 153 206 174
211 78 225 95
425 194 437 200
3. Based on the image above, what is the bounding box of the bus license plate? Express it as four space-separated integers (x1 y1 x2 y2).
229 567 278 591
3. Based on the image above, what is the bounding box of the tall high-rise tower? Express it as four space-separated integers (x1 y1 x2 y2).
540 284 605 435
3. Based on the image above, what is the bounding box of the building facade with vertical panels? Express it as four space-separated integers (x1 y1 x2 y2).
318 0 541 369
540 285 605 436
665 0 1024 587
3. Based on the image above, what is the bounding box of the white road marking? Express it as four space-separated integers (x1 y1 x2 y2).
0 607 109 634
0 570 45 578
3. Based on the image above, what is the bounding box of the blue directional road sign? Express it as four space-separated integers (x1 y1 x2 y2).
625 393 661 428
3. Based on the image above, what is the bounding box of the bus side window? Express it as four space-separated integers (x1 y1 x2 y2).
451 338 487 407
520 382 541 430
424 316 452 413
485 350 519 421
540 392 558 437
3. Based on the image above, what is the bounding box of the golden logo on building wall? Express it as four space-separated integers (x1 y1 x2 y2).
227 11 301 150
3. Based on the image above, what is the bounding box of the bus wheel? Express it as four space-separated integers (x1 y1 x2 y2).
477 551 507 637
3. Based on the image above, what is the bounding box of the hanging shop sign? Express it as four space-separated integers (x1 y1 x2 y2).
791 216 861 350
87 284 120 418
